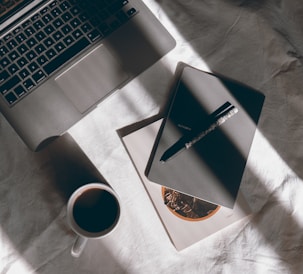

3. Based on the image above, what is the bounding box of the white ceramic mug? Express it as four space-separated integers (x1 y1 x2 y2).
67 183 121 257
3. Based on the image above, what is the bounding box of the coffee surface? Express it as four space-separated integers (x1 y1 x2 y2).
73 188 119 233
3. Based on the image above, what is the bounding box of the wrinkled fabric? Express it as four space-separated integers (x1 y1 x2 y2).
1 0 303 273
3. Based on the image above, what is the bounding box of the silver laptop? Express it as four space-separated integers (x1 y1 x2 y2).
0 0 175 151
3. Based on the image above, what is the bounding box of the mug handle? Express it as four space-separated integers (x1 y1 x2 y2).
71 236 88 257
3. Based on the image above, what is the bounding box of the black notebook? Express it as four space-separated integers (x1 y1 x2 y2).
145 64 265 208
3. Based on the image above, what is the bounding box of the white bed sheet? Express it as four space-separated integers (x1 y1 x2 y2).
1 0 303 273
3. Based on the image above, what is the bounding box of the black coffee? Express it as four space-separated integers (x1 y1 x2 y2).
73 188 119 233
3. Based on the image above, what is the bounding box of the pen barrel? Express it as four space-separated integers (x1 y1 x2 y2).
185 107 238 149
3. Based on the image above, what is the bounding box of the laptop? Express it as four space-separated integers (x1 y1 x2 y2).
0 0 176 151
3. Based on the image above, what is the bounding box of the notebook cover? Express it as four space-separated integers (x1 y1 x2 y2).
145 64 265 208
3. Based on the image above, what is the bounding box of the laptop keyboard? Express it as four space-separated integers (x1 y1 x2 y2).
0 0 138 106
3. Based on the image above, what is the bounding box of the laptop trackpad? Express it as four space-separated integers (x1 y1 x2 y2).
56 44 129 113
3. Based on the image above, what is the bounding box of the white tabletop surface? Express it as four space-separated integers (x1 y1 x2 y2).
2 0 303 273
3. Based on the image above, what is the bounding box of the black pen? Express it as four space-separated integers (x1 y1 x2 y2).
160 104 238 163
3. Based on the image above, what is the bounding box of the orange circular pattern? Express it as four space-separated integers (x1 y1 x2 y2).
162 187 220 221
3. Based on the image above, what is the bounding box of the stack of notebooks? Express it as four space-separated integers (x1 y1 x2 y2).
117 63 265 250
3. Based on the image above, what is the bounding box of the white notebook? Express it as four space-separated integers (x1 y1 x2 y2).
119 117 252 250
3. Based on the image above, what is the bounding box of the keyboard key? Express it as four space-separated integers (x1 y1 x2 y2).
43 37 89 74
14 85 26 97
70 18 81 28
44 37 55 47
70 6 80 15
79 12 89 22
98 23 111 36
7 39 18 50
87 30 102 42
42 14 53 24
5 92 18 104
81 22 92 33
98 10 110 21
49 0 59 9
26 50 37 61
127 8 137 16
37 55 48 66
19 68 30 79
17 57 28 68
31 13 40 22
23 78 35 91
54 42 66 52
89 16 101 27
44 25 55 35
12 26 22 35
61 24 73 34
0 45 9 56
17 44 29 55
60 1 71 11
4 33 13 41
26 37 38 47
0 71 9 84
32 70 46 83
0 75 20 94
40 6 50 15
21 20 31 28
35 31 47 41
8 50 19 61
72 29 83 39
28 61 39 72
53 31 64 41
62 11 73 22
8 64 19 74
15 33 27 43
53 18 64 28
24 26 36 37
63 35 74 46
33 20 45 30
51 7 62 17
35 44 46 54
0 57 10 68
46 48 57 59
78 1 90 10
